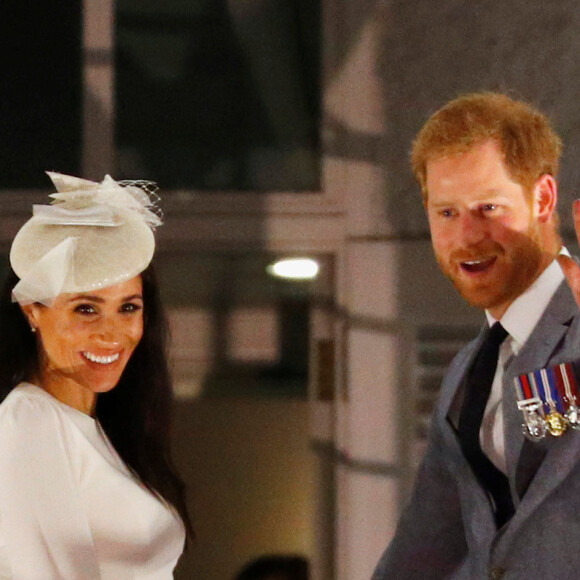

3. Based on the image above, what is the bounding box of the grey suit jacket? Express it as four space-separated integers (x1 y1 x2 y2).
372 280 580 579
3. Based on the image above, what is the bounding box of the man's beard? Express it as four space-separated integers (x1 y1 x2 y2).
436 224 545 312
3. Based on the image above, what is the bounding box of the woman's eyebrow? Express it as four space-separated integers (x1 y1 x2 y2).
121 294 144 302
68 295 105 303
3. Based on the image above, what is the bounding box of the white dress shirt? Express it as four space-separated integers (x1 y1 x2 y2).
481 252 567 473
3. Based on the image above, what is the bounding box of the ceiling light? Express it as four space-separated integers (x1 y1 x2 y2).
267 258 319 280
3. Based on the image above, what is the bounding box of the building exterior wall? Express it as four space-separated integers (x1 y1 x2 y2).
317 1 580 579
2 1 580 579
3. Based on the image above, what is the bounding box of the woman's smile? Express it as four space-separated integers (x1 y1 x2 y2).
22 276 144 415
81 351 121 365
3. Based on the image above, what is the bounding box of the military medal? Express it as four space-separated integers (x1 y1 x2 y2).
514 362 580 440
554 362 580 430
565 403 580 429
536 368 567 437
514 372 547 441
516 398 547 441
545 410 567 436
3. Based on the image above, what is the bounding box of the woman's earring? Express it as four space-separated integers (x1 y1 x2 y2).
30 326 36 333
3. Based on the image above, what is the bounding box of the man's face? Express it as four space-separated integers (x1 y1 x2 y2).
425 140 553 319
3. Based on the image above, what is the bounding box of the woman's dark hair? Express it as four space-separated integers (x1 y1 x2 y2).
0 264 192 538
0 270 39 395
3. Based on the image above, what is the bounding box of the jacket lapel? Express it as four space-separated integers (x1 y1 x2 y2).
503 281 577 480
442 329 486 431
498 281 579 547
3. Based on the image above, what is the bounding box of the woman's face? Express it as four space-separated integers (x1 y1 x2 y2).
22 276 144 414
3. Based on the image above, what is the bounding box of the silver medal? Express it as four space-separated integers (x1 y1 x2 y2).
517 398 547 441
565 403 580 430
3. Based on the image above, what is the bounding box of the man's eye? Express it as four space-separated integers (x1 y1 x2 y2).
441 209 455 218
481 203 497 212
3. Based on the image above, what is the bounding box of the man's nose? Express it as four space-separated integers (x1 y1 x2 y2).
459 211 488 245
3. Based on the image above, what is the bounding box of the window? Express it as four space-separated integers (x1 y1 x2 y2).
115 1 320 191
0 2 82 188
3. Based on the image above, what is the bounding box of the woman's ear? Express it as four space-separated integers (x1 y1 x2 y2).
20 303 39 332
533 174 558 223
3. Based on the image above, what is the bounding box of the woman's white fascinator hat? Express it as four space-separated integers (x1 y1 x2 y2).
10 172 162 305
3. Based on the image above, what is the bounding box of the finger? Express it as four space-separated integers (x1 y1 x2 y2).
557 254 580 307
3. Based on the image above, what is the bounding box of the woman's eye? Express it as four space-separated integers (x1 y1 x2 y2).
120 303 142 314
481 203 497 212
74 304 96 315
441 209 455 218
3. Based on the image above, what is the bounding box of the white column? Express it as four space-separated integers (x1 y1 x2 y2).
319 1 415 579
335 241 415 580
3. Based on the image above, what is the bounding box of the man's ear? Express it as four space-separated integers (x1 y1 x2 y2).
533 174 558 223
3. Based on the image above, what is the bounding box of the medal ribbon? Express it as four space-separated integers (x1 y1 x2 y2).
554 362 580 406
514 372 542 404
535 369 564 414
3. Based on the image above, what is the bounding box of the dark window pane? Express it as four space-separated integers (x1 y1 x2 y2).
0 1 82 188
115 1 320 191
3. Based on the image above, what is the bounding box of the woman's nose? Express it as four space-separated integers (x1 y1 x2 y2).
91 317 121 346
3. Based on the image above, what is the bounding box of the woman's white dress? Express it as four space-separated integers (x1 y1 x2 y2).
0 383 185 579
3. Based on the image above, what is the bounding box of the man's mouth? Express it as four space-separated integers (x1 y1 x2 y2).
460 257 497 273
82 352 121 365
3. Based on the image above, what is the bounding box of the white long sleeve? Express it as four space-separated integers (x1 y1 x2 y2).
0 384 184 580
